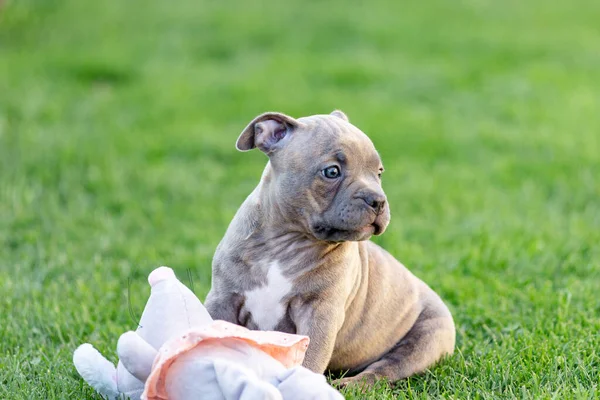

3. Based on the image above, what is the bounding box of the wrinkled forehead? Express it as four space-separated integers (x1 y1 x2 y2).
293 115 382 167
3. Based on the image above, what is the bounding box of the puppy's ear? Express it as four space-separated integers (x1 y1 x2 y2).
330 110 349 122
236 112 301 153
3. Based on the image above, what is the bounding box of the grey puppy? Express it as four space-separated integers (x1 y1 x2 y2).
205 110 455 386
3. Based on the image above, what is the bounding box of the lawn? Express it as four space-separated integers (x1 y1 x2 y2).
1 0 599 398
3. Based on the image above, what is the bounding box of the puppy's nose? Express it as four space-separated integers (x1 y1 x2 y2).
360 192 386 214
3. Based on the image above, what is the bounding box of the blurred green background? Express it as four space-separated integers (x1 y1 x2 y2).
1 0 599 398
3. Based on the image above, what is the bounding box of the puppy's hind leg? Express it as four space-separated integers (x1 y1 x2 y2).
338 299 455 387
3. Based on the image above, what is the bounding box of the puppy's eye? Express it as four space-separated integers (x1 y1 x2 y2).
322 166 341 179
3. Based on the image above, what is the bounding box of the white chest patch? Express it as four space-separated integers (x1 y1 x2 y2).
244 262 293 331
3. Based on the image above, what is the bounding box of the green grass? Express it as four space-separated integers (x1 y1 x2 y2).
1 0 599 398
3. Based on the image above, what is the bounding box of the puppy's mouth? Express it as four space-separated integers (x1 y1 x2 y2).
371 221 383 235
358 222 383 236
311 222 381 242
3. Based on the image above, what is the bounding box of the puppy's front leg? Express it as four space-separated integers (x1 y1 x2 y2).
204 291 243 324
291 298 343 373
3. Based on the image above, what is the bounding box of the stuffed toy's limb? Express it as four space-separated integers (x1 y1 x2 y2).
73 344 120 399
117 331 158 382
275 366 345 400
73 343 145 400
116 363 145 400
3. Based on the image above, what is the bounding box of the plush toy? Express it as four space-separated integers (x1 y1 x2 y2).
73 267 343 400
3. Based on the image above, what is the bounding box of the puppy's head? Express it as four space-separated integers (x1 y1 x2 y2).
237 110 390 242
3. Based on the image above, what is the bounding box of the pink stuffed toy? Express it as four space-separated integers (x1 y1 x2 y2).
73 267 343 400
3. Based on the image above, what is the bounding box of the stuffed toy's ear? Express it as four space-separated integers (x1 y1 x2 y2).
213 359 283 400
236 112 302 154
146 355 283 400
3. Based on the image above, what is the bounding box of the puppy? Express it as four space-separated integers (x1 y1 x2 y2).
205 110 455 386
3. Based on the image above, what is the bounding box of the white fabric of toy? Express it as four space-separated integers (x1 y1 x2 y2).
73 266 343 400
